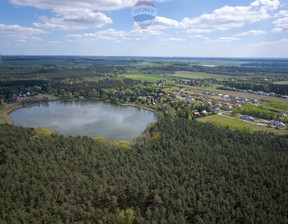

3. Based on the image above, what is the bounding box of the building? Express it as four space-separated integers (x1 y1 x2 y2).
239 115 255 122
269 120 286 128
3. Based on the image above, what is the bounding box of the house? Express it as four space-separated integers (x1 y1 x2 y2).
193 112 201 116
211 108 221 114
250 99 259 103
201 110 207 114
224 105 233 110
231 96 239 100
255 91 264 95
231 99 240 103
239 98 248 103
239 115 255 122
223 95 229 99
218 94 223 97
269 120 286 128
277 113 287 117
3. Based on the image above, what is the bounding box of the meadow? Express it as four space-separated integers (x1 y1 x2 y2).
121 73 180 82
170 71 232 80
198 115 287 135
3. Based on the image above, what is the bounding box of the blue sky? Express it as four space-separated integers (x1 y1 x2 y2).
0 0 287 57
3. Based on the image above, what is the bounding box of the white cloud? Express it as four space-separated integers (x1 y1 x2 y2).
210 37 241 43
34 12 112 31
0 24 48 42
146 16 182 30
190 35 240 43
10 0 135 31
182 0 280 30
235 30 266 37
161 37 186 42
272 10 288 32
66 28 164 43
187 28 216 34
9 0 136 12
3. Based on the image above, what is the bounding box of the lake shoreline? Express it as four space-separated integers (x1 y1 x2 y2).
120 103 158 114
0 103 22 125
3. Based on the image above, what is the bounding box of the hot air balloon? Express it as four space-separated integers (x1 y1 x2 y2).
132 0 157 29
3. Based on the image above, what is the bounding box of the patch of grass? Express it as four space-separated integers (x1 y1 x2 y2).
170 71 231 81
121 74 179 82
261 99 288 112
198 115 287 135
273 81 288 85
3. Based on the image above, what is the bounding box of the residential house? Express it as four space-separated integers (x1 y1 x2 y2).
269 120 286 128
277 113 287 117
211 108 221 114
193 112 201 116
239 115 255 122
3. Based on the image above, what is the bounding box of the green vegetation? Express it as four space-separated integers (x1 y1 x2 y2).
198 115 287 135
273 81 288 85
262 99 288 111
1 56 288 223
1 118 288 223
121 74 178 82
172 71 230 80
232 104 280 120
0 103 21 124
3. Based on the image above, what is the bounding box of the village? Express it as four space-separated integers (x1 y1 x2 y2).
2 78 287 132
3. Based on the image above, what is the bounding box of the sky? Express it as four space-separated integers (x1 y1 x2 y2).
0 0 287 58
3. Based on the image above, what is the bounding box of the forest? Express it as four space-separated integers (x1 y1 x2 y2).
0 117 287 223
0 56 288 223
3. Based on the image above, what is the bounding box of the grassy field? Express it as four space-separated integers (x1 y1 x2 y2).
198 115 287 135
170 71 232 81
261 99 288 112
273 81 288 85
121 74 180 82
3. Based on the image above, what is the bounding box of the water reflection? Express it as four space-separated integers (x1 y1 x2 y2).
10 100 157 141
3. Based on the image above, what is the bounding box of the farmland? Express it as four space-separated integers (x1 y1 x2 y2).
120 73 180 82
170 71 233 80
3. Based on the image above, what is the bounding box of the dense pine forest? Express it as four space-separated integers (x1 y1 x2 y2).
1 117 287 223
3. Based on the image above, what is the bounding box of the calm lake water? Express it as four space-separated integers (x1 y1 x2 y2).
10 101 157 141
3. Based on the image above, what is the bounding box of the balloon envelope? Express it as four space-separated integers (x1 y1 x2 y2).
132 1 157 29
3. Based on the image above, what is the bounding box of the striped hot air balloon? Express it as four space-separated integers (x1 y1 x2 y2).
132 0 157 29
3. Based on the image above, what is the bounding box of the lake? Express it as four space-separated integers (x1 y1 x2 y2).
10 101 157 141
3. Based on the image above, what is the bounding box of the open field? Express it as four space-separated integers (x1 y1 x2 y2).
180 85 288 103
273 81 288 85
171 71 232 80
121 74 180 82
198 115 287 135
